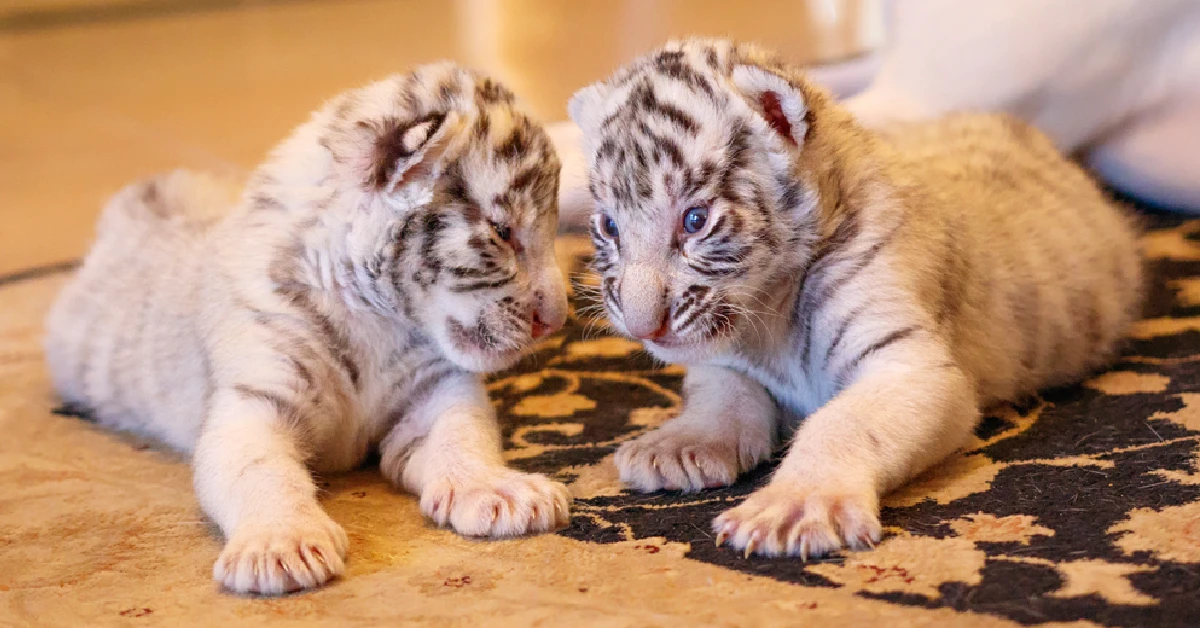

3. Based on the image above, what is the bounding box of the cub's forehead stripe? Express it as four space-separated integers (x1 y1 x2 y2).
580 45 745 213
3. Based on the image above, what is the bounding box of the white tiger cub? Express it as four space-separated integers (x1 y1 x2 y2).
569 39 1143 558
45 63 572 594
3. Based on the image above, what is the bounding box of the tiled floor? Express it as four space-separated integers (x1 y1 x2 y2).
0 0 878 275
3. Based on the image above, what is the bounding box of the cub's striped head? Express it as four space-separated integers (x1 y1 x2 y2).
265 63 567 372
569 39 827 363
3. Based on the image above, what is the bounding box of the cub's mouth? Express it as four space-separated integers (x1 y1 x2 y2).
644 306 740 345
638 306 741 361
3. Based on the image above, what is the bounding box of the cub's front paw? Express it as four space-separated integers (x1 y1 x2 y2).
615 425 770 493
713 482 882 559
420 469 570 538
214 510 348 595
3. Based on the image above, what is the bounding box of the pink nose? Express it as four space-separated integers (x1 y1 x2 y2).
631 312 670 341
531 310 562 339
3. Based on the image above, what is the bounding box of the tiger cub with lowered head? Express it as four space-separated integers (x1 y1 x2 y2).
45 63 571 594
569 39 1142 558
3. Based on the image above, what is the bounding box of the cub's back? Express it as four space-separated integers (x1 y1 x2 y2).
44 170 240 450
881 114 1143 402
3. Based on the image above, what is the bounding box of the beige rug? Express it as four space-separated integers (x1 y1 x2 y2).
2 221 1199 627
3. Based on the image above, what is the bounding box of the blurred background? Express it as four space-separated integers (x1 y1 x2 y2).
0 0 883 276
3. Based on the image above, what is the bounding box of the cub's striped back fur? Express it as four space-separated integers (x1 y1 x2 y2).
570 39 1142 560
45 63 572 595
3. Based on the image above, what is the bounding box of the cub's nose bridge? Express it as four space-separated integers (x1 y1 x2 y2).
619 264 668 339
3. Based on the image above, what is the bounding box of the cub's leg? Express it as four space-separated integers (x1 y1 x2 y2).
615 365 778 492
379 372 571 537
715 338 978 558
195 388 347 595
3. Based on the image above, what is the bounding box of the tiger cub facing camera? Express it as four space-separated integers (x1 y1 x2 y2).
569 39 1143 558
45 63 571 594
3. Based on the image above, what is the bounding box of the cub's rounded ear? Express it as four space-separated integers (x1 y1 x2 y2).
730 65 809 147
568 83 609 148
341 110 465 193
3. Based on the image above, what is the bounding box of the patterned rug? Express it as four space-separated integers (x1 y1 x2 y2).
1 214 1197 627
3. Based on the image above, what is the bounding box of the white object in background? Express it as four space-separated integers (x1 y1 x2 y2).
846 0 1200 212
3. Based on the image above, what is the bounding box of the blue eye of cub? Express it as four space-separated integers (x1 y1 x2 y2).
682 206 709 234
491 221 512 242
602 215 619 239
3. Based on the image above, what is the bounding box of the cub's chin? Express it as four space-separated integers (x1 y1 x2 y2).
435 316 531 373
443 344 526 373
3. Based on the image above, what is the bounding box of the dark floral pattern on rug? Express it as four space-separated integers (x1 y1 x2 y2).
484 217 1200 628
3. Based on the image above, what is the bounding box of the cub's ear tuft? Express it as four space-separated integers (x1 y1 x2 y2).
339 110 463 193
730 64 809 147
